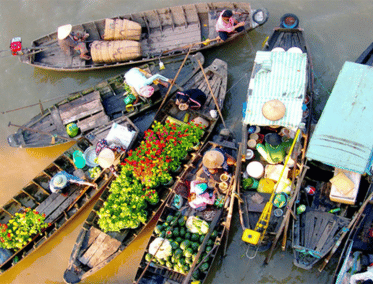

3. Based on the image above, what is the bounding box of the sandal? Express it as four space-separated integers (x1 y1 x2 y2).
80 55 91 60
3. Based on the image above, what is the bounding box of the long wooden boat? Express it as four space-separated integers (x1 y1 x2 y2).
7 53 203 148
0 116 139 275
133 136 239 284
63 58 228 283
291 43 373 271
237 14 314 256
15 2 268 72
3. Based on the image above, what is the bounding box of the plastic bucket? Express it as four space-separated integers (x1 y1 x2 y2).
246 161 264 179
272 192 288 208
73 150 86 169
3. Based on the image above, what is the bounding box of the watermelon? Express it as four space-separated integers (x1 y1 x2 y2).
184 247 193 258
207 239 214 246
191 233 199 242
154 225 163 235
178 258 186 266
192 269 200 280
178 216 187 226
174 248 183 258
165 229 173 239
185 257 193 265
175 211 182 217
180 240 190 251
175 237 183 244
182 264 189 272
160 231 166 238
158 258 165 266
191 242 199 251
171 241 179 250
185 232 191 240
173 228 180 237
166 215 174 222
201 253 209 263
199 235 205 244
145 253 152 262
170 218 178 226
205 246 212 253
179 227 186 237
200 262 209 271
211 230 218 238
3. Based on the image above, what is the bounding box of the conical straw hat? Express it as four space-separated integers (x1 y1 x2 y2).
203 150 225 169
262 99 286 121
57 24 72 40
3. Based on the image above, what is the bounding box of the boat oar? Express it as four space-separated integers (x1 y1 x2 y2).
222 143 242 256
8 122 76 143
196 59 228 132
318 183 373 273
264 165 308 264
182 208 223 284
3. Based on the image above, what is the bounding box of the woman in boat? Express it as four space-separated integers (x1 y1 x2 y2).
188 179 216 211
49 171 97 195
202 148 236 178
256 133 293 164
175 89 207 111
124 67 172 101
215 10 245 41
57 24 91 60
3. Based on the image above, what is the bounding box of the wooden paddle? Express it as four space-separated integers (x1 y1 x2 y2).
196 59 227 129
161 37 221 56
182 208 223 284
154 46 193 119
8 122 76 143
318 183 373 273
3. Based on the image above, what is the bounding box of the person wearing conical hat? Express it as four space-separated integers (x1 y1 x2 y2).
57 24 91 60
175 89 207 111
202 148 236 178
49 171 97 195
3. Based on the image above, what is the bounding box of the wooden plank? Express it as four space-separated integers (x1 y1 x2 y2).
35 192 63 214
58 91 100 113
60 99 104 125
85 227 103 248
77 112 110 133
44 188 82 223
79 231 107 265
315 221 335 252
170 6 187 26
50 107 67 136
85 235 121 268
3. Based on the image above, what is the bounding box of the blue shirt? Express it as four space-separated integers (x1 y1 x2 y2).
124 68 169 93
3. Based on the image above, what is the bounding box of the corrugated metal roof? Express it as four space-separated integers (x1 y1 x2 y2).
243 50 308 128
307 61 373 175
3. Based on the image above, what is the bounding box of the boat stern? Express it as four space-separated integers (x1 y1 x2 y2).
7 133 23 148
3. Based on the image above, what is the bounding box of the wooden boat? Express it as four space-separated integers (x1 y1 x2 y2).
7 53 203 148
63 58 228 283
132 136 239 284
237 14 314 257
291 43 373 271
15 2 268 72
0 116 139 275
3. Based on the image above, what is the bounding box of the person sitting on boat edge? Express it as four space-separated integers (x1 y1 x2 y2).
57 24 91 60
202 148 236 178
256 133 293 164
49 171 97 195
215 9 245 41
188 179 216 211
124 67 172 103
175 89 207 111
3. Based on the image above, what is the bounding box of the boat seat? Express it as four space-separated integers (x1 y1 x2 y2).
58 91 109 133
79 227 121 268
140 23 201 56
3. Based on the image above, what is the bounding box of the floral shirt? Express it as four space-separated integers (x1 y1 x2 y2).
215 10 235 33
189 181 215 211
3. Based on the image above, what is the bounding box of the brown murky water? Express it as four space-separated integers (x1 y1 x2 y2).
1 0 373 283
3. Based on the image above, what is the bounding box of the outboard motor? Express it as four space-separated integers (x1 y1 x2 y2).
10 37 23 56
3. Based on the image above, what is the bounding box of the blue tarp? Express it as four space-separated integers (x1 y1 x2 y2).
306 61 373 175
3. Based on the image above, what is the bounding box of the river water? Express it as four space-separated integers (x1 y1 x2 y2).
0 0 373 283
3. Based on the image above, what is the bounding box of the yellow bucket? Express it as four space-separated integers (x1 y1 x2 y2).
242 229 261 245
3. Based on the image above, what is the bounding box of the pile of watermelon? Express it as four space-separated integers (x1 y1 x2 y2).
145 211 218 280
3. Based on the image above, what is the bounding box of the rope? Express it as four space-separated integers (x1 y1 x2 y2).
311 69 332 95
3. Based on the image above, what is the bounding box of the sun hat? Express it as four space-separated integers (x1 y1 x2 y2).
139 85 154 98
51 174 68 189
203 150 225 169
97 148 115 169
178 103 189 111
262 99 286 121
57 24 72 40
265 133 282 147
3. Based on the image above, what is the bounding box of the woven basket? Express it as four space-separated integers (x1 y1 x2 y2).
104 18 141 41
91 40 141 63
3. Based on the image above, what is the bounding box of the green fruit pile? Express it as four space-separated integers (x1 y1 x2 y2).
148 211 218 279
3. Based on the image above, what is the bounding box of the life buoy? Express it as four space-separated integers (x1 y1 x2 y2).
280 14 299 29
252 9 269 25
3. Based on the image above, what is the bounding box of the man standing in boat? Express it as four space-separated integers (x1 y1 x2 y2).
216 10 245 41
57 24 91 60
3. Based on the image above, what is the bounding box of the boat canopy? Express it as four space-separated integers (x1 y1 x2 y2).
243 50 308 128
306 61 373 175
